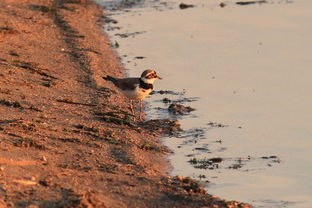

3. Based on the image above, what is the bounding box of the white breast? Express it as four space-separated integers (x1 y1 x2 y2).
123 85 152 100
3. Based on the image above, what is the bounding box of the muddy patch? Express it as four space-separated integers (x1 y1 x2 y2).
115 31 146 38
168 103 195 115
236 0 268 5
141 119 182 136
96 0 174 12
188 155 280 171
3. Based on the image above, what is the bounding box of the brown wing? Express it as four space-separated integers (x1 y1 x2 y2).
113 77 140 90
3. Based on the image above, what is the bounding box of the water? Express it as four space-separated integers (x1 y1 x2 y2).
96 0 312 207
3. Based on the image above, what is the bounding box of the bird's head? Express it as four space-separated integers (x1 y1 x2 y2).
140 69 162 84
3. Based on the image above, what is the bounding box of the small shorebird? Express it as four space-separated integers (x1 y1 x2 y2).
103 69 162 120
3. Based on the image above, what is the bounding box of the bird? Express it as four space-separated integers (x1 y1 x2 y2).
103 69 162 120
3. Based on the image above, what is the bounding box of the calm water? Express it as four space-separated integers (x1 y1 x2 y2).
96 0 312 207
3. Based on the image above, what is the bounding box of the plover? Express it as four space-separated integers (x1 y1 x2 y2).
103 69 162 120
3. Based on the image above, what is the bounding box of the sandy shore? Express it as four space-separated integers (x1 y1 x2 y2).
0 0 250 207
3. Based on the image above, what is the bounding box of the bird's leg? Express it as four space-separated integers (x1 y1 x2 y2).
139 99 143 120
130 100 135 116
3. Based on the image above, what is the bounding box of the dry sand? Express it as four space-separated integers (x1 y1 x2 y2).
0 0 250 207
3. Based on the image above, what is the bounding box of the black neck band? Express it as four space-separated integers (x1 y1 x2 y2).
140 79 153 90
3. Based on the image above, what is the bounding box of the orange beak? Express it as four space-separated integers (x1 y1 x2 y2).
156 75 162 80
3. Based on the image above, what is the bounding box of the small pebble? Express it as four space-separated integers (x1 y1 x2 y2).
211 195 219 199
220 2 226 7
176 175 183 181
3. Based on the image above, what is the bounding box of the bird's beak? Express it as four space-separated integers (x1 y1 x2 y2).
156 75 162 80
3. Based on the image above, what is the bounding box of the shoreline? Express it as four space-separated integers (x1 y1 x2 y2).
0 0 250 207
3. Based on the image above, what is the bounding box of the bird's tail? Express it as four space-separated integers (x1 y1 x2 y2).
103 75 117 83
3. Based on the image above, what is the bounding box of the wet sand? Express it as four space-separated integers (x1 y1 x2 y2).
0 0 250 207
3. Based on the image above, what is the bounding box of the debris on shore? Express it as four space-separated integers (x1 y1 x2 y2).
179 3 195 9
168 103 195 115
236 0 268 5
